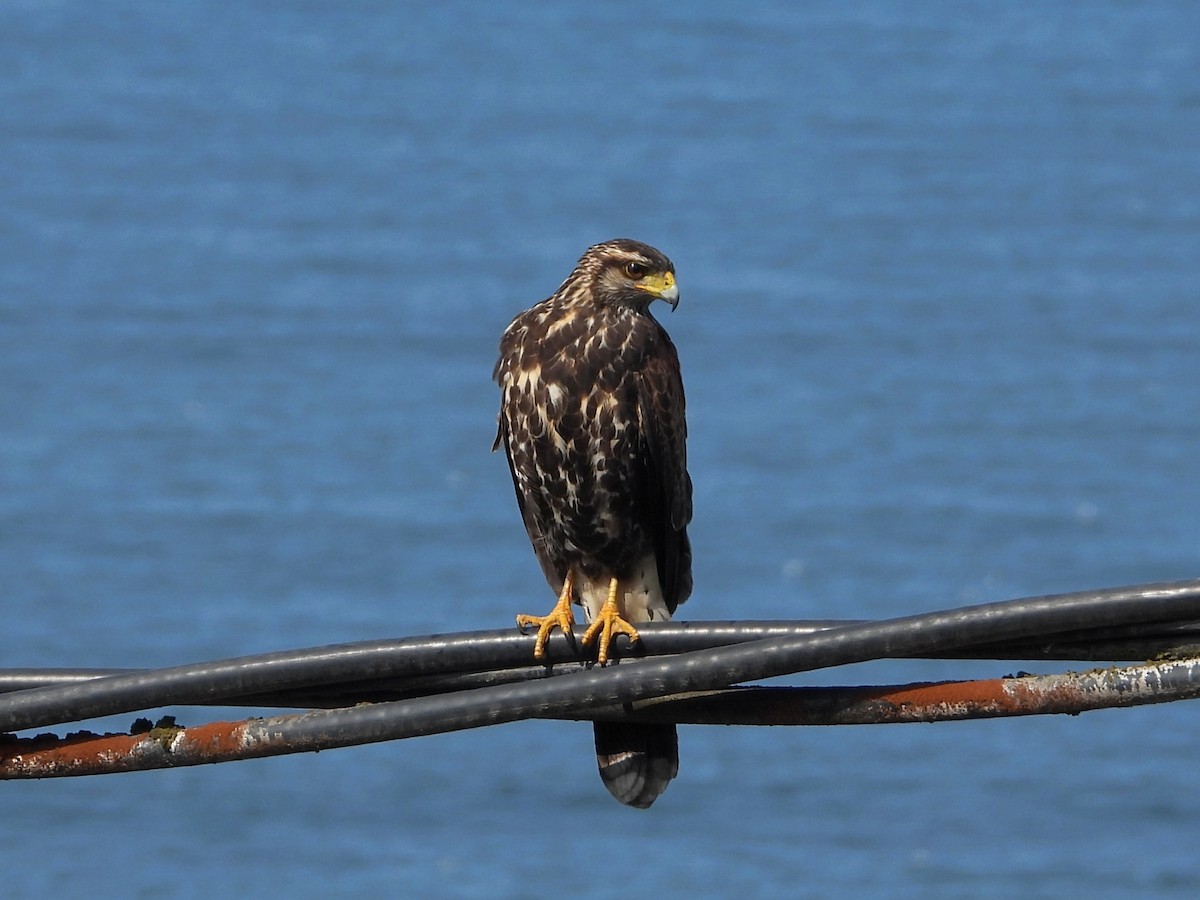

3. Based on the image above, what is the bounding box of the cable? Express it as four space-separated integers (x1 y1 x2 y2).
1 579 1199 734
3 616 1199 714
241 578 1200 754
581 657 1200 725
6 655 1200 779
1 579 1199 779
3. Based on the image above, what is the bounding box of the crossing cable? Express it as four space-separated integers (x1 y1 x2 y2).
0 579 1198 779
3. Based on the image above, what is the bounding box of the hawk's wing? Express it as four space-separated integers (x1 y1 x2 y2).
493 410 567 596
636 327 693 613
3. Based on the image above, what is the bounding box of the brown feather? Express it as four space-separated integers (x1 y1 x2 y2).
494 239 693 807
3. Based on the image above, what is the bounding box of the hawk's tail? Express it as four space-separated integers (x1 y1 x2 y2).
593 721 679 809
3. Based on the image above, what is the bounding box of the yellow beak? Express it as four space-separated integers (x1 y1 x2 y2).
636 271 680 310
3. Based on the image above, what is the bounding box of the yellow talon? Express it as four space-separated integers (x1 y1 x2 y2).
516 568 576 660
581 577 641 665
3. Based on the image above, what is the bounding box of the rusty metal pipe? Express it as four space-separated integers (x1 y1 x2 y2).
3 656 1197 779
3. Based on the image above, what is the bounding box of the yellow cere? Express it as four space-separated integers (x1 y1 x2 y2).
636 270 677 296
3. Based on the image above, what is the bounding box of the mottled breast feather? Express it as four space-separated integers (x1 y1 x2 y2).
493 256 692 614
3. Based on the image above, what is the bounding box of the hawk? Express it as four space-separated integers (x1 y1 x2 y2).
493 238 693 808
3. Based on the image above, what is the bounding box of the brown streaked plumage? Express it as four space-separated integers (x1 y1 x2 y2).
493 238 692 808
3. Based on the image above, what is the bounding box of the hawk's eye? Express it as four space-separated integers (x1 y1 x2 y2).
623 261 649 279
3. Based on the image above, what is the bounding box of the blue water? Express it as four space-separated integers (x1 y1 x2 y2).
2 2 1199 896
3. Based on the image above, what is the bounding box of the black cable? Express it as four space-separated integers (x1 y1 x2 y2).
3 617 1199 715
241 578 1200 752
3 578 1196 740
0 624 651 732
0 623 847 732
2 579 1198 734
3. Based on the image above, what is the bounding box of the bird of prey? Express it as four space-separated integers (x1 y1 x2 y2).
493 238 693 808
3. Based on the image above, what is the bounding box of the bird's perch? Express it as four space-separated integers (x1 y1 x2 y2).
1 579 1199 779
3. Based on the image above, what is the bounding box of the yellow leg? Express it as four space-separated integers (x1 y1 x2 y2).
581 577 642 665
516 567 576 661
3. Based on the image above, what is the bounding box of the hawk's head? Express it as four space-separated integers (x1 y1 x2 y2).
574 239 679 312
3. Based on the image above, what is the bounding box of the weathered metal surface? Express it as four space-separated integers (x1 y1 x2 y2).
591 657 1200 725
2 657 1197 779
0 717 274 779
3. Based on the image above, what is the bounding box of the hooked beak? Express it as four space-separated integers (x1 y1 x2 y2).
636 270 680 311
